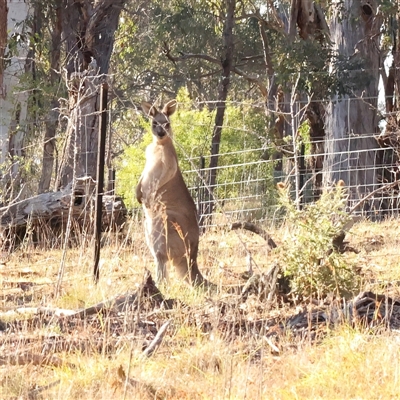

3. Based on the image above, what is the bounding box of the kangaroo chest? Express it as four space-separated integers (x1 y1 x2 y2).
141 142 178 200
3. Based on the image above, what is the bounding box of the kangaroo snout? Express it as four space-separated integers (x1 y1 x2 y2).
152 119 170 139
153 123 168 138
155 129 167 138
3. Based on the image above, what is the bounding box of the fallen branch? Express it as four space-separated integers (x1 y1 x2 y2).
0 306 77 318
142 320 171 358
27 379 61 400
67 270 165 319
349 178 400 214
0 183 127 249
0 353 73 368
231 221 277 249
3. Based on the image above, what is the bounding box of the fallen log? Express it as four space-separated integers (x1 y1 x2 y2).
0 182 127 249
230 221 277 249
69 270 166 318
0 353 73 368
2 270 166 321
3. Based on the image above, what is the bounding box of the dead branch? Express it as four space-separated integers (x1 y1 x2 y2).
0 183 127 249
3 271 164 323
0 353 72 368
232 66 268 97
69 270 165 319
0 307 77 319
230 221 277 249
162 42 221 65
141 320 171 358
349 178 400 214
27 380 62 400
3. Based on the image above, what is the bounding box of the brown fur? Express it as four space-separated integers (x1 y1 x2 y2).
136 100 205 286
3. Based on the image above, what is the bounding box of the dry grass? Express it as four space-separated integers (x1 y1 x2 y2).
1 218 400 399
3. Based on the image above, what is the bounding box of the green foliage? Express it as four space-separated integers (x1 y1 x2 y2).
330 56 373 97
114 114 150 209
111 0 270 105
298 120 312 155
275 38 331 96
278 182 360 300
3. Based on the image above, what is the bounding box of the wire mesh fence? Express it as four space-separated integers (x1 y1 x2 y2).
1 95 399 233
178 131 400 229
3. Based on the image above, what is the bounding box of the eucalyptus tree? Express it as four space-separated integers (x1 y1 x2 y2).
37 0 63 193
55 0 126 191
0 1 6 91
323 0 383 210
113 0 265 224
1 0 127 198
228 1 396 212
0 0 32 202
375 1 400 212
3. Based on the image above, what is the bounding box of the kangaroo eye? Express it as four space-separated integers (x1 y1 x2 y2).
165 123 170 129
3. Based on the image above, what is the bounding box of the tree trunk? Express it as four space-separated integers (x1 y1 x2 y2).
0 0 7 97
384 3 400 126
200 0 235 228
324 0 382 212
56 0 125 190
0 1 31 202
290 0 330 200
38 1 62 194
374 3 400 215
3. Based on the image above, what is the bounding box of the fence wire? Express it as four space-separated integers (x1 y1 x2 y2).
1 96 399 230
179 131 400 228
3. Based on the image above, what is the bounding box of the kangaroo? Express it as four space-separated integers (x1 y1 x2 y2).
136 100 206 287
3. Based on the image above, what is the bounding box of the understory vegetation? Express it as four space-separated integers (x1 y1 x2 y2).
1 192 400 399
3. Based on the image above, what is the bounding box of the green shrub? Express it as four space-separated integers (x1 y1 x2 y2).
278 182 360 300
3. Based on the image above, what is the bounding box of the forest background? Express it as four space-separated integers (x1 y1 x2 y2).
0 0 399 226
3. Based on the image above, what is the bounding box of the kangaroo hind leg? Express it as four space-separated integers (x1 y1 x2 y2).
172 256 204 287
154 251 168 284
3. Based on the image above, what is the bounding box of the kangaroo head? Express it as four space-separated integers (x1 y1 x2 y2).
142 100 177 142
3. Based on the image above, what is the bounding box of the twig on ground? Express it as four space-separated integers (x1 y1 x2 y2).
142 320 171 358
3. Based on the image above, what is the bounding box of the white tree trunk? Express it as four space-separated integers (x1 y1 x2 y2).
324 0 383 211
0 0 31 193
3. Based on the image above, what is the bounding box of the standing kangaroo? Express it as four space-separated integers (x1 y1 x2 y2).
136 100 206 286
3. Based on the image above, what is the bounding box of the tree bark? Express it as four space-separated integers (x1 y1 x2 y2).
324 0 383 211
38 1 63 193
200 0 235 228
290 0 330 199
56 0 125 190
0 1 31 202
0 0 7 96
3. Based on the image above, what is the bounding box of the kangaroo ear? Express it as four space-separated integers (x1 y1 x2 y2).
162 100 177 116
141 101 158 117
